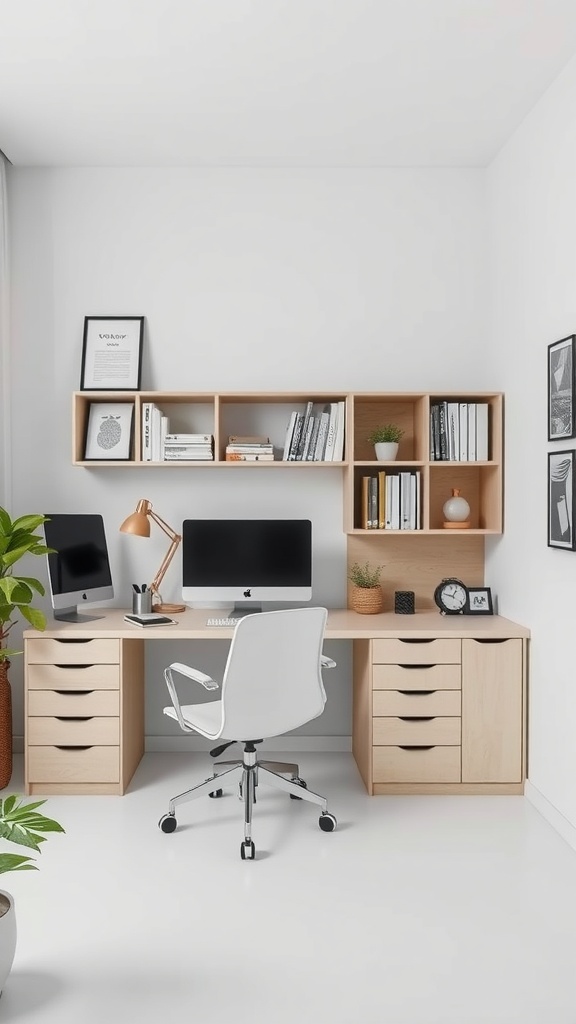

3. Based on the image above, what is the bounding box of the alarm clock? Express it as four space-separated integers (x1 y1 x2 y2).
433 578 467 615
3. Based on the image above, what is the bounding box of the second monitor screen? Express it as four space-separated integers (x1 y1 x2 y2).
182 519 312 587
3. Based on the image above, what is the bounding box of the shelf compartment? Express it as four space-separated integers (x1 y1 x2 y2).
353 395 428 463
428 464 501 532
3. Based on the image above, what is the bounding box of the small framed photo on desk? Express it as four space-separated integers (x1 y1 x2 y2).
465 587 493 615
84 402 134 460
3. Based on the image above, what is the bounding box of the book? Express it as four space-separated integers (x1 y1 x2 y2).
282 412 298 460
399 472 411 529
447 402 459 461
459 403 468 461
476 403 489 460
369 476 378 529
226 444 274 454
323 403 339 461
313 410 330 461
467 403 477 461
151 405 162 462
390 475 401 529
332 401 345 461
142 402 152 461
287 413 304 461
165 433 212 443
378 471 386 529
296 402 314 460
438 402 448 460
361 475 370 529
300 414 316 461
228 435 269 444
306 414 321 461
225 452 275 461
164 451 213 460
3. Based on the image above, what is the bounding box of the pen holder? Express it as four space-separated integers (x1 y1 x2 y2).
132 590 152 615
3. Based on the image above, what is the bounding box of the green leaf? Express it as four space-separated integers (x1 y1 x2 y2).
4 581 33 605
17 577 45 597
0 796 19 814
11 514 48 533
3 543 38 567
0 578 23 602
0 649 21 660
0 508 12 535
20 606 46 630
0 853 37 873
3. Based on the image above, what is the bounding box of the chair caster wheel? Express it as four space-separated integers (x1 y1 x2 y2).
240 840 255 860
319 812 337 832
290 778 308 800
209 789 223 798
159 813 177 833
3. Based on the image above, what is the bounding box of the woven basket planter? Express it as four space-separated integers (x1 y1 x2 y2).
0 661 12 789
351 586 384 615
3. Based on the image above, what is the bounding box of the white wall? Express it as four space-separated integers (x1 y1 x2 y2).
487 54 576 835
7 166 487 743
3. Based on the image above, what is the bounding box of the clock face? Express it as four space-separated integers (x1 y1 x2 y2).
435 579 467 614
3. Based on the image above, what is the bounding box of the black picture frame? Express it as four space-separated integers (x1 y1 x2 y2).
548 335 576 441
84 402 134 460
465 587 493 615
548 449 576 549
80 316 144 391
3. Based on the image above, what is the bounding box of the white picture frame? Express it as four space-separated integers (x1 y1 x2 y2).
80 316 144 390
84 402 134 461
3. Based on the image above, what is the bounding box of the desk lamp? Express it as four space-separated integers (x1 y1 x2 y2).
120 499 185 614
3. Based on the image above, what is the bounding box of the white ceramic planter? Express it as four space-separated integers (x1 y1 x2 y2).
374 441 399 461
0 890 16 994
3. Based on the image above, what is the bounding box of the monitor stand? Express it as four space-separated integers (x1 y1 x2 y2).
231 604 262 617
54 607 105 623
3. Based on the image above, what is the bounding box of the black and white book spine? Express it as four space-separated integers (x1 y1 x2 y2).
332 401 345 461
300 414 316 461
282 412 298 460
400 472 412 529
313 410 330 460
296 401 314 460
459 403 468 461
287 413 304 460
447 403 459 461
476 403 489 460
467 404 477 461
165 433 212 443
369 475 378 529
306 414 321 460
438 402 448 460
323 403 339 461
142 402 152 461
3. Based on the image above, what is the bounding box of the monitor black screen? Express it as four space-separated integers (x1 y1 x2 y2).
44 514 114 621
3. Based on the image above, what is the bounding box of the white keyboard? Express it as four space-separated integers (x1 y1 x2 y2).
206 617 242 627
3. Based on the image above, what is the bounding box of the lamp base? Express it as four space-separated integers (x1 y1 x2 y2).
152 602 186 614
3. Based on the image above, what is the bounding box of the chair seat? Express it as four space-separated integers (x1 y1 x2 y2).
163 700 223 738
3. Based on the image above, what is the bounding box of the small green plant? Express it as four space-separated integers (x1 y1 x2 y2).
367 424 404 445
0 507 52 661
348 562 383 589
0 796 65 875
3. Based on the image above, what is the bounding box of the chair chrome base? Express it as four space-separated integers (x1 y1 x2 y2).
158 743 336 859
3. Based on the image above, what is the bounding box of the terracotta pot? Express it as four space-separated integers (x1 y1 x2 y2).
351 586 384 614
0 890 16 995
0 661 12 789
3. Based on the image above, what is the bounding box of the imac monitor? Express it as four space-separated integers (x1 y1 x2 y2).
43 514 114 622
182 519 312 614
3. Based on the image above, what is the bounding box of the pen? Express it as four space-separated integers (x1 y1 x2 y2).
142 584 147 592
132 584 141 593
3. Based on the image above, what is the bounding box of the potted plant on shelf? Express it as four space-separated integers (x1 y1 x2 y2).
367 424 404 462
348 561 385 614
0 508 51 788
0 795 65 993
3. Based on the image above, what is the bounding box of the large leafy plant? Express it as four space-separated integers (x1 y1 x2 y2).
0 507 51 661
0 796 65 874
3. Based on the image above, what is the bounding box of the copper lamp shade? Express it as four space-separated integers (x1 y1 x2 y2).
120 499 185 613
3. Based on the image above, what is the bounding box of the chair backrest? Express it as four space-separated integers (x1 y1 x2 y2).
219 607 328 740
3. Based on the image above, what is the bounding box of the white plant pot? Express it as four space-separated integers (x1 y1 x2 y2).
0 890 16 994
374 442 399 461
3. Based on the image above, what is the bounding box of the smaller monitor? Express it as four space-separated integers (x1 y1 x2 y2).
43 514 114 622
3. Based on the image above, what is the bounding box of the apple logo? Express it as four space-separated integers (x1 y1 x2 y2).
243 589 251 598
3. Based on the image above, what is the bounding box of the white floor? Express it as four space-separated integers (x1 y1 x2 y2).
3 752 576 1024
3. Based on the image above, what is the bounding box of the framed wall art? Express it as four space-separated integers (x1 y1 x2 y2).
548 449 576 549
80 316 144 391
548 335 576 441
84 402 134 460
465 586 493 615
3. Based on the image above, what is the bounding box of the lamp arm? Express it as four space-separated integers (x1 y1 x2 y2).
147 510 181 599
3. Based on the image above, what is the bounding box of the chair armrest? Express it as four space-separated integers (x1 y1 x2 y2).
163 663 220 734
321 654 337 669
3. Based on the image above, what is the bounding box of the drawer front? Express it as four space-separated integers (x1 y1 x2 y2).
373 716 461 746
26 638 120 665
28 717 120 745
28 690 120 716
373 745 461 783
373 689 461 717
372 639 461 665
373 664 461 690
27 746 120 783
27 663 120 690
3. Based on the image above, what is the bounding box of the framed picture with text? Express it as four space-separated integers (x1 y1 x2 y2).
84 402 134 460
80 316 144 391
548 335 576 440
548 450 576 549
465 587 493 615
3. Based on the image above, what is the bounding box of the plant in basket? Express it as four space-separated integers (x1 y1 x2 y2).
348 562 385 614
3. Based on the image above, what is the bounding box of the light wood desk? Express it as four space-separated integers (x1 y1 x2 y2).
24 609 529 797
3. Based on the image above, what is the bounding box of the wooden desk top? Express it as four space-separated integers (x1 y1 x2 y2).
24 607 530 641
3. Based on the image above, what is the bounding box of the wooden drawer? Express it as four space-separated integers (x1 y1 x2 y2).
28 690 120 716
373 664 461 690
373 716 461 746
26 638 120 665
28 717 120 745
373 689 461 717
373 745 461 783
372 638 461 665
27 663 120 690
27 746 120 783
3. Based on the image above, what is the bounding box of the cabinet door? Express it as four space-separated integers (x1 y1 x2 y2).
461 639 523 782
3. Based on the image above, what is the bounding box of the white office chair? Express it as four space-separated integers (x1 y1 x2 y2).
158 606 337 859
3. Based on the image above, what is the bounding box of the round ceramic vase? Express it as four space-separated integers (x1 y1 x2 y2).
443 488 470 529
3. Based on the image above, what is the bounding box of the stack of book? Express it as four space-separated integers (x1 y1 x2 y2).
225 436 275 462
430 401 489 461
360 470 421 530
282 401 345 461
164 433 214 461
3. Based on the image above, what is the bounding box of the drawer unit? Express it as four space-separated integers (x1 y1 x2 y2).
372 664 461 690
27 663 120 690
372 638 461 665
373 716 461 746
28 717 120 745
26 638 120 664
28 746 120 784
28 690 120 716
373 689 461 717
373 745 461 783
